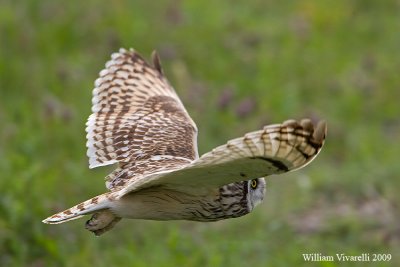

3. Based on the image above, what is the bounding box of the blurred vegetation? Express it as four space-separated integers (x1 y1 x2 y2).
1 0 399 266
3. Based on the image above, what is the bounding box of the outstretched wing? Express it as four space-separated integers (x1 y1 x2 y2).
86 48 198 189
114 119 327 198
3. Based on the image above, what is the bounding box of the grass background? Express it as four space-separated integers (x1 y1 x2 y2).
1 0 399 266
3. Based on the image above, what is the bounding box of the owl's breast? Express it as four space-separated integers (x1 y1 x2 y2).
110 184 249 221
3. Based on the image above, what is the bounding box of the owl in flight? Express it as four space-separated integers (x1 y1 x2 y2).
43 48 327 236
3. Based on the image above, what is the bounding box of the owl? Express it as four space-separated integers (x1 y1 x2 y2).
43 48 327 236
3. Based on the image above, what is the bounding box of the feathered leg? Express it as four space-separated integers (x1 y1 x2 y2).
85 210 121 236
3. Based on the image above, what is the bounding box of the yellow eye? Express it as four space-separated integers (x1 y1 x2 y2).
250 179 257 189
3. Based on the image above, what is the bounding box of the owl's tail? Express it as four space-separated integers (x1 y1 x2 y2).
42 192 111 224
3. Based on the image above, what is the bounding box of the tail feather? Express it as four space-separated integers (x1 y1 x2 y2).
42 193 111 224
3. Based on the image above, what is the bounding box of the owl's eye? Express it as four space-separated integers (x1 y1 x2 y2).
250 179 257 189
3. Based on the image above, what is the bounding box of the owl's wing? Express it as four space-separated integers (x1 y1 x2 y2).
114 119 327 198
86 48 198 190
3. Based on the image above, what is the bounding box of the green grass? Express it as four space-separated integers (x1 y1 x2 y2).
1 0 399 266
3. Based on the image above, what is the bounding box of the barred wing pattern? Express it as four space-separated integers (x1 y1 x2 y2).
115 119 327 198
86 49 198 189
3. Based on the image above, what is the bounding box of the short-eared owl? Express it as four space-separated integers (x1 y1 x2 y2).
43 48 327 235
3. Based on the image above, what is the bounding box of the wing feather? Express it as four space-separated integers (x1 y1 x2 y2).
114 119 327 198
86 49 198 189
86 48 198 188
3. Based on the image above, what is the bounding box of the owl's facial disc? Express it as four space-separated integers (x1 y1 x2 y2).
247 178 266 211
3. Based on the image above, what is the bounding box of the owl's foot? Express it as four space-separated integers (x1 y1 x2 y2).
85 210 121 236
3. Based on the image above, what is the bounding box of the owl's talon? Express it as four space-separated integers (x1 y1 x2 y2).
85 210 120 236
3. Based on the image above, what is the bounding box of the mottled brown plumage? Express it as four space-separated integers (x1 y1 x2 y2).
43 48 327 236
86 49 197 172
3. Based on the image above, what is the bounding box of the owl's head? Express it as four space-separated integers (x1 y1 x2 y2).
246 178 266 210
